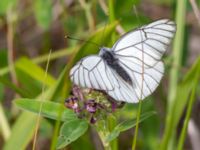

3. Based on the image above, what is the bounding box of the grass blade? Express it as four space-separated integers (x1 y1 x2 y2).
161 0 187 149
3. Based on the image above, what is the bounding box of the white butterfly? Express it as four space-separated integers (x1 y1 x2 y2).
70 19 176 103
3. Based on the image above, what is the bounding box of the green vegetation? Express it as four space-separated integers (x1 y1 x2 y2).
0 0 200 150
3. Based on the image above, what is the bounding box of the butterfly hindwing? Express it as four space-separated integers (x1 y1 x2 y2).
70 56 114 91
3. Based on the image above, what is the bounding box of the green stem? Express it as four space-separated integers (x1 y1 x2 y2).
177 74 199 150
50 66 69 150
96 120 112 150
132 99 142 150
108 0 116 43
108 115 118 150
0 103 11 140
108 0 115 23
99 132 111 150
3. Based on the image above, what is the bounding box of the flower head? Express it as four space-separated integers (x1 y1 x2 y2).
65 88 124 124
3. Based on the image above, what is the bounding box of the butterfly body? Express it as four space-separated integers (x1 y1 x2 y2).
99 47 133 85
70 19 176 103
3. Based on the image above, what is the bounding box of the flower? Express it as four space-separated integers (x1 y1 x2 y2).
65 96 79 110
72 86 84 101
85 100 97 113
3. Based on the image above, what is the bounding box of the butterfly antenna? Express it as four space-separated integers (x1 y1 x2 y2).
65 35 100 47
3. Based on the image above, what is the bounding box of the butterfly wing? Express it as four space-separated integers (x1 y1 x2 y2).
70 55 141 103
109 19 176 102
70 55 114 92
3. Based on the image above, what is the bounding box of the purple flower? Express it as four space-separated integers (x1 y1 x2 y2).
65 96 79 110
85 100 97 113
72 86 84 101
65 87 125 124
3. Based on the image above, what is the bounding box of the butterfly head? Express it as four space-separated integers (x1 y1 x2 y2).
99 47 111 56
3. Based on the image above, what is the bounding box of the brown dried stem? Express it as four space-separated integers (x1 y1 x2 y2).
189 0 200 26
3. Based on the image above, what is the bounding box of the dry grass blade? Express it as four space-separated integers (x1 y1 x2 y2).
32 50 52 150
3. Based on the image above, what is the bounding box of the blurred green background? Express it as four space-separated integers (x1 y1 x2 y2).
0 0 200 150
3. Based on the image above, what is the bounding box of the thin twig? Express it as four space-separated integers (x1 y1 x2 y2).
189 0 200 26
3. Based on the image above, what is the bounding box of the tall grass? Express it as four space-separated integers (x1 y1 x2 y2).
160 0 187 149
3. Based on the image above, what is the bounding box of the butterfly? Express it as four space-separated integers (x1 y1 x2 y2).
70 19 176 103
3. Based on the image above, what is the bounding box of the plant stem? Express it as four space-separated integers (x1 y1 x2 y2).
108 0 116 43
98 131 111 150
189 0 200 26
108 0 115 23
177 70 199 150
6 6 17 86
108 115 118 150
132 12 144 149
132 99 142 150
79 0 95 32
96 120 112 150
0 104 11 140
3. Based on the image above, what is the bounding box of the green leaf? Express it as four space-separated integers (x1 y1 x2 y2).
173 57 200 125
34 0 52 30
161 57 200 149
0 0 16 15
15 57 55 97
15 57 55 87
177 63 200 150
0 83 4 101
57 120 88 149
0 76 29 97
3 66 68 150
106 111 156 142
3 112 37 150
14 98 77 121
0 50 8 68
